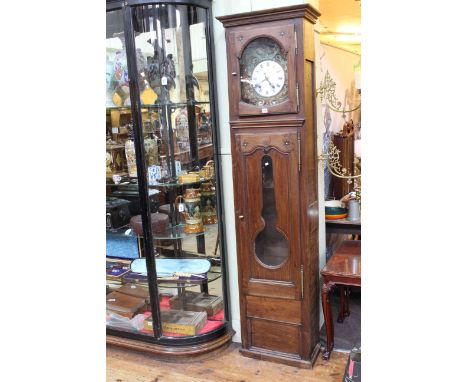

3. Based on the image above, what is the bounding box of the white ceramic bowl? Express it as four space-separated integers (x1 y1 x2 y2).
324 200 344 208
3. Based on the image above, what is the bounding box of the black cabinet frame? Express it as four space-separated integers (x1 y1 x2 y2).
106 0 231 346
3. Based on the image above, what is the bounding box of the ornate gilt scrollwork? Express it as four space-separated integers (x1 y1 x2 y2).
316 70 361 117
318 141 361 184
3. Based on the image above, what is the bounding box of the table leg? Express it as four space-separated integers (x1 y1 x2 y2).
338 285 346 323
345 286 351 318
321 281 334 360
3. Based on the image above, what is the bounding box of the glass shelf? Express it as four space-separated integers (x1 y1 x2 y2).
114 271 222 289
148 178 208 189
107 186 160 197
107 224 207 241
106 225 136 237
159 144 213 161
156 271 222 288
106 101 211 112
107 175 213 190
149 224 206 240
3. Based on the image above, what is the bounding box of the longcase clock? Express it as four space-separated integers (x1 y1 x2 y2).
218 4 322 368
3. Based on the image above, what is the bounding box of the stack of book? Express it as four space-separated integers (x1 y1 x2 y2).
106 264 130 289
169 291 223 317
106 291 146 319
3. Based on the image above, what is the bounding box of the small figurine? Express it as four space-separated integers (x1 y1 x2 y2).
161 53 176 90
187 64 200 90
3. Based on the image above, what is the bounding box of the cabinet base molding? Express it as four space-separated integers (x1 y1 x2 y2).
106 330 234 360
239 343 321 369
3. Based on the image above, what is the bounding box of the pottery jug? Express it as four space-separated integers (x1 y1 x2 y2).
347 199 360 221
200 182 217 225
176 189 204 234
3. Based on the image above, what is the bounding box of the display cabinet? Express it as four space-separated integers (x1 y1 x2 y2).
106 0 233 355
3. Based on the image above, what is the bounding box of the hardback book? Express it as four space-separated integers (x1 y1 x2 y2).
122 272 148 285
106 265 130 280
106 259 131 269
117 284 150 302
144 310 207 336
169 291 223 317
106 291 145 319
107 279 123 287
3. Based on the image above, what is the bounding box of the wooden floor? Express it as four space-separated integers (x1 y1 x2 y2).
107 343 348 382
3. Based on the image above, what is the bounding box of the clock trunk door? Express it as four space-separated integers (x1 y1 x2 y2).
235 130 301 300
227 24 298 116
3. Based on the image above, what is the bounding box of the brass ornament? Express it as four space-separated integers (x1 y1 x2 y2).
316 70 361 118
318 141 361 183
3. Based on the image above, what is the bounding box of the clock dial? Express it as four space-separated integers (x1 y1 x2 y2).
251 60 285 97
239 37 288 107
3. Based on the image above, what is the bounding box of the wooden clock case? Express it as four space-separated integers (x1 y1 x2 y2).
218 4 321 368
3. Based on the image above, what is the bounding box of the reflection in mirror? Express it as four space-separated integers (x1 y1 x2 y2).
255 155 289 267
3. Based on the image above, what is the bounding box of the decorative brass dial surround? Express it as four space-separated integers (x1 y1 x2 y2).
239 37 289 107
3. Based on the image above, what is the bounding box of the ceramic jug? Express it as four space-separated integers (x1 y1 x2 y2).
200 182 217 225
347 199 361 221
176 189 204 234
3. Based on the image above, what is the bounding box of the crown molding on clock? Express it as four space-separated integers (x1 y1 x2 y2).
217 3 321 28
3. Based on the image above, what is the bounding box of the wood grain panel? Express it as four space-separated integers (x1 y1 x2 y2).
248 279 296 299
234 128 301 290
247 295 301 324
239 132 296 154
250 319 300 355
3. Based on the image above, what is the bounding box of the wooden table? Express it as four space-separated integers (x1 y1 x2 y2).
325 218 361 235
320 240 361 360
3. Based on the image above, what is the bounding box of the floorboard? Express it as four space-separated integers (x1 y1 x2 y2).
107 342 348 382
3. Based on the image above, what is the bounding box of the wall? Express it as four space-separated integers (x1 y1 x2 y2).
317 43 361 135
211 0 320 343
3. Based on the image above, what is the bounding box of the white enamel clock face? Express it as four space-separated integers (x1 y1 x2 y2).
251 60 285 97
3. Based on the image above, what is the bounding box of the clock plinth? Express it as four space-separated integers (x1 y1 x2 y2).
218 3 322 368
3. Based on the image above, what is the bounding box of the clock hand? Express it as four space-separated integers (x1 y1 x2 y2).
264 75 276 90
241 78 264 89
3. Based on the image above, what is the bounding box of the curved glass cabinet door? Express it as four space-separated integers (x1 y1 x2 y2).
106 1 229 344
130 2 226 340
106 8 159 336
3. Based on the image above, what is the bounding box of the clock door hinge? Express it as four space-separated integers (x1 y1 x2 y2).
296 83 300 112
294 28 298 55
297 131 301 172
300 265 304 299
